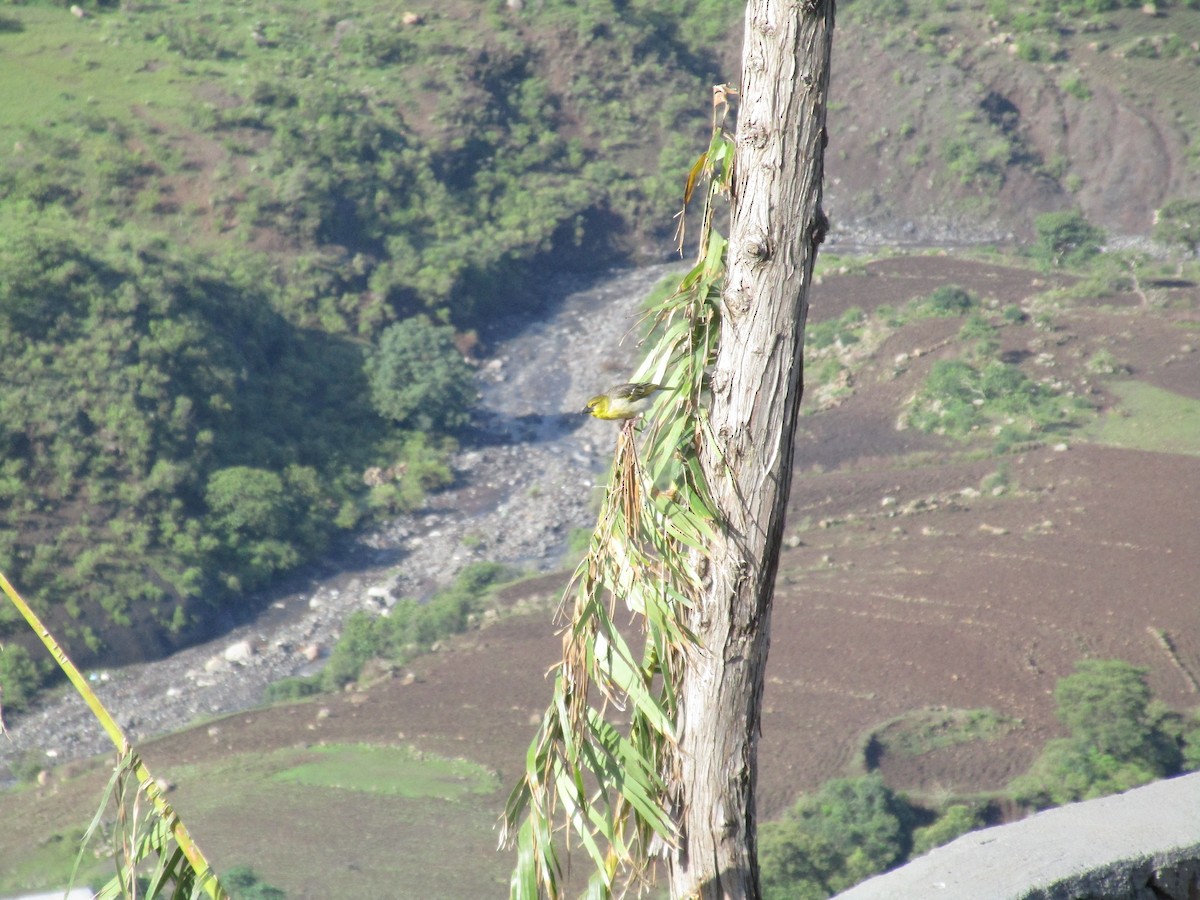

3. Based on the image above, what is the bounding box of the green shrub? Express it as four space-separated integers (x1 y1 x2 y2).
320 562 516 690
959 312 998 342
918 285 977 317
204 466 337 591
365 317 477 432
1061 74 1091 101
205 468 291 538
263 676 323 704
1084 349 1128 375
907 357 1089 449
808 307 867 350
942 131 1010 190
1015 40 1049 62
364 432 456 517
875 304 902 327
1153 198 1200 259
1056 660 1175 764
910 804 983 856
760 827 844 900
760 774 913 899
1033 210 1105 269
321 611 390 690
980 463 1011 494
0 643 44 713
1010 740 1160 808
808 358 848 390
1010 659 1184 810
1001 303 1027 324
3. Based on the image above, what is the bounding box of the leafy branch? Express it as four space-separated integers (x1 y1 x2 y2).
501 88 736 899
0 569 227 900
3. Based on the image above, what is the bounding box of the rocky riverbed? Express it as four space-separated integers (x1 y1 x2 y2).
0 262 682 783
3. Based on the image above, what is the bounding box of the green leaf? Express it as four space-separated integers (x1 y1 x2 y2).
554 767 611 876
682 150 709 206
510 816 542 900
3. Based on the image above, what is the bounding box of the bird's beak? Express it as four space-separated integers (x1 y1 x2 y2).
579 406 593 415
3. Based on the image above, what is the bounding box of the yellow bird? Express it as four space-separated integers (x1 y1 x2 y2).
580 382 667 420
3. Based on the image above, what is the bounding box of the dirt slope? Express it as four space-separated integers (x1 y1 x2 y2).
823 9 1200 241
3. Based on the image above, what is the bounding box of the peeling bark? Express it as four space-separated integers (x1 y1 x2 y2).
667 2 835 897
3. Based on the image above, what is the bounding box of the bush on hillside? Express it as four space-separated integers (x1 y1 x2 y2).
365 317 477 433
1010 659 1184 809
906 357 1089 450
910 804 983 856
320 562 516 690
1154 198 1200 259
919 285 977 317
1033 210 1105 269
0 643 44 714
1055 659 1174 762
808 307 867 350
760 774 913 899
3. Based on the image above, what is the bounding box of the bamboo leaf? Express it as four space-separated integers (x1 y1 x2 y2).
146 845 187 898
554 688 581 765
70 753 130 893
682 150 708 206
510 816 543 900
554 768 610 877
597 635 675 739
586 714 675 842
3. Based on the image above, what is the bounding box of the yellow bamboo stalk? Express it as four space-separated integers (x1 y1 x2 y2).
0 569 228 900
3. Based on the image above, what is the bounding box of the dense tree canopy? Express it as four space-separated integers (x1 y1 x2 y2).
0 210 389 656
0 0 747 698
759 775 913 899
365 317 477 432
1054 659 1174 764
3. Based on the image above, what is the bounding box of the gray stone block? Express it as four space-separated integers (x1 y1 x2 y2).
834 773 1200 900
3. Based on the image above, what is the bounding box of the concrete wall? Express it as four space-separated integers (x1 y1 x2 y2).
834 772 1200 900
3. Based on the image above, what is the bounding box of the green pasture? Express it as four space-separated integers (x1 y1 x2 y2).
0 7 197 140
269 742 500 798
0 742 510 899
1087 380 1200 456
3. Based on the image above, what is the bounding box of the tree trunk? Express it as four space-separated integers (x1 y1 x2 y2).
667 2 834 898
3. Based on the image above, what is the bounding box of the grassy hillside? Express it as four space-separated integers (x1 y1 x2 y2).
2 0 1199 690
0 0 741 677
